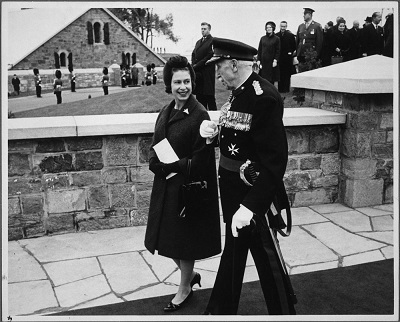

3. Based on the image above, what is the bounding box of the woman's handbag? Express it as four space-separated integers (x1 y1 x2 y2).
331 55 343 65
179 159 208 218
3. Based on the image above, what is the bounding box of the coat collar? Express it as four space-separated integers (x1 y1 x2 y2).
167 94 198 125
231 72 258 98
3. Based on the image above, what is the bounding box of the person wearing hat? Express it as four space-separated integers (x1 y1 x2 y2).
361 12 384 56
200 37 296 315
33 68 42 98
257 21 280 84
321 21 335 66
101 67 109 95
53 69 63 104
11 74 21 95
296 8 323 66
191 22 217 110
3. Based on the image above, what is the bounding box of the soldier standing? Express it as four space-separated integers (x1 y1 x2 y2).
200 38 296 315
296 8 323 68
33 68 42 98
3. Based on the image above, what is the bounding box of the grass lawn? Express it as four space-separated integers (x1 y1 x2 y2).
13 81 298 118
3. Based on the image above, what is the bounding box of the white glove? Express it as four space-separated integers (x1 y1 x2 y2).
231 205 254 237
272 59 277 68
200 120 218 139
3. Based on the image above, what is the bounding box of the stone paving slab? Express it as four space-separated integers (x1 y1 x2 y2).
309 203 353 214
291 207 329 226
358 231 393 245
373 204 394 212
43 257 101 287
280 226 338 267
141 251 178 282
8 280 58 315
72 293 123 310
322 210 372 232
54 274 110 307
290 261 338 275
303 222 386 256
381 246 394 259
355 207 393 217
123 283 178 301
18 226 147 262
371 215 394 231
342 250 386 267
8 242 47 283
99 252 158 294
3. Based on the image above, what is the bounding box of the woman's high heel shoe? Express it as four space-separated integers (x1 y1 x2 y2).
163 290 193 312
190 272 202 288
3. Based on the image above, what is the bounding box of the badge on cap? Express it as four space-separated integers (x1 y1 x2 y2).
252 81 263 95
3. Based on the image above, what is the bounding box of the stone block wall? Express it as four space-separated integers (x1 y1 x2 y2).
7 124 341 240
8 135 154 241
304 89 393 207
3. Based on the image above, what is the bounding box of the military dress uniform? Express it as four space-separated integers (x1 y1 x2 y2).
204 38 296 315
296 19 323 62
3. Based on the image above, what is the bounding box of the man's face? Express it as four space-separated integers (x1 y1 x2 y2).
215 59 236 90
353 21 359 28
201 25 210 37
303 12 312 22
280 23 287 32
373 14 382 24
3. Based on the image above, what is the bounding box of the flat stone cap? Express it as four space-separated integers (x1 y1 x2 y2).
291 55 393 94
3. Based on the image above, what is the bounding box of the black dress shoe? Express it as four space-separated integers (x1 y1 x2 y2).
164 290 193 312
190 272 202 288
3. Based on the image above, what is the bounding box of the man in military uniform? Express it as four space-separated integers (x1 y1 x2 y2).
296 8 323 65
199 38 296 315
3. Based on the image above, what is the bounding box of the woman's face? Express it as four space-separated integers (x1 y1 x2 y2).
338 23 346 32
171 70 192 102
266 25 274 34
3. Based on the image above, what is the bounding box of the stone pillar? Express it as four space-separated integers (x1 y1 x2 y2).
291 55 393 207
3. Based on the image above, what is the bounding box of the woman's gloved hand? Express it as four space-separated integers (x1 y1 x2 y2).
149 158 165 176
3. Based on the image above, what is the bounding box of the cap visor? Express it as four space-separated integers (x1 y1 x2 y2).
205 56 222 65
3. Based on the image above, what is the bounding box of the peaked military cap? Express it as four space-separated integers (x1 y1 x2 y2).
206 37 257 65
303 8 315 14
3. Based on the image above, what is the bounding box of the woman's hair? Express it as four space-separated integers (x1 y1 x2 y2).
163 55 196 94
55 69 62 79
338 18 346 26
265 21 276 31
103 67 108 75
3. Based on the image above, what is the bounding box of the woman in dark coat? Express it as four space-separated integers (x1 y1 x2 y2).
145 55 221 312
257 21 280 84
332 18 351 62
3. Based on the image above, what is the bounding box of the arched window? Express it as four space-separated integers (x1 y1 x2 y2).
60 52 67 67
87 21 93 44
103 23 110 45
126 53 131 67
94 22 101 43
132 53 137 65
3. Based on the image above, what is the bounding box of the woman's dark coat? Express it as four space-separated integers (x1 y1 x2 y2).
332 29 351 61
145 95 221 260
258 33 280 82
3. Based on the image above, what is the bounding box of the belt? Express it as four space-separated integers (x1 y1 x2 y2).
219 154 245 173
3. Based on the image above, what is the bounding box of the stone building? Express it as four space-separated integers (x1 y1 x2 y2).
9 8 165 70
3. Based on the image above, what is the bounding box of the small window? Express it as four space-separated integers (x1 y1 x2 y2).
126 53 131 67
94 22 101 43
87 21 93 44
60 52 67 67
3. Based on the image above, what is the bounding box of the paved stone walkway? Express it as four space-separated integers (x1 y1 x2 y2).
6 203 394 317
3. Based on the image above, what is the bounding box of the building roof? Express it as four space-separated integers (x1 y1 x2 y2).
7 7 166 68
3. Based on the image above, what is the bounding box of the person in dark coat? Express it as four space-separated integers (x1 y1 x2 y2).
145 64 152 86
145 55 221 312
361 12 384 56
296 8 323 64
276 21 296 93
33 68 42 98
200 38 296 315
131 63 139 86
191 22 217 110
101 67 109 95
11 74 21 95
69 66 76 92
53 69 62 104
321 21 335 66
347 20 362 60
257 21 280 84
332 18 351 62
383 13 393 58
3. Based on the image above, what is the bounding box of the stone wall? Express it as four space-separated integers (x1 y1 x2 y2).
11 8 165 71
304 89 393 207
8 122 341 241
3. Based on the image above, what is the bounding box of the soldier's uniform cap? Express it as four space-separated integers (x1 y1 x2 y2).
206 37 257 65
303 8 315 14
